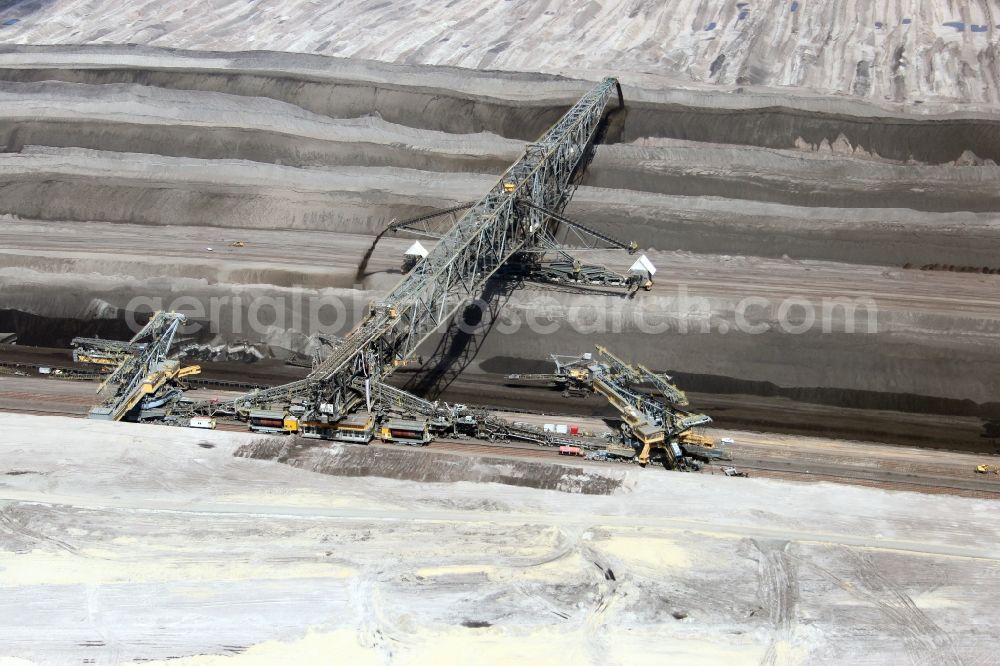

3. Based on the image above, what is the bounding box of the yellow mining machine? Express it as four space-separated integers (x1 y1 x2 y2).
74 312 200 421
507 345 712 468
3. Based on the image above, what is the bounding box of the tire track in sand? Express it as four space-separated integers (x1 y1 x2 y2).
753 539 800 666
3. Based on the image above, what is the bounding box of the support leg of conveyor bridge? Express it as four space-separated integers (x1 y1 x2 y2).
210 77 626 420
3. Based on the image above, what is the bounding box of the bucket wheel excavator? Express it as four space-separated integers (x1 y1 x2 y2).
188 77 641 425
507 345 712 468
74 312 201 421
77 77 714 473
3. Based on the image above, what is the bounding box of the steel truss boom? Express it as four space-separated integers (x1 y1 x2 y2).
516 200 637 254
385 202 476 238
224 78 624 415
388 200 635 253
87 312 194 421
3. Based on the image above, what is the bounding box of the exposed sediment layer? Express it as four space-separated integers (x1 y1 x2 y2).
1 148 998 267
2 1 1000 107
2 221 998 413
589 140 1000 213
0 81 522 173
0 47 997 437
566 189 1000 268
1 81 997 212
1 47 1000 162
236 437 625 494
0 49 994 267
0 147 487 235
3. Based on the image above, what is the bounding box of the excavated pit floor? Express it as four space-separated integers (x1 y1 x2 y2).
1 414 998 664
235 436 626 495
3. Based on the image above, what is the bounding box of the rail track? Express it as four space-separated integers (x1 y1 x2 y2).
0 355 272 393
0 407 84 418
2 372 997 498
734 457 1000 495
0 390 94 406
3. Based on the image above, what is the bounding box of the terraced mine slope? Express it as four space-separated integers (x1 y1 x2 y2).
0 46 997 447
1 1 999 105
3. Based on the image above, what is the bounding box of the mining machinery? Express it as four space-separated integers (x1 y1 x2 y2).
507 345 712 467
77 77 712 471
384 197 652 292
198 77 636 425
368 379 609 449
71 337 140 366
76 312 201 421
506 351 602 396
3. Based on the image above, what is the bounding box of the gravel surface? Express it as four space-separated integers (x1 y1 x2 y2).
1 2 999 106
0 413 998 664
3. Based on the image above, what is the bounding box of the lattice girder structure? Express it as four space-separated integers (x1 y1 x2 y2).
224 77 624 417
88 311 189 421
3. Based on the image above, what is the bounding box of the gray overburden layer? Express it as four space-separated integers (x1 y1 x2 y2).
0 47 997 443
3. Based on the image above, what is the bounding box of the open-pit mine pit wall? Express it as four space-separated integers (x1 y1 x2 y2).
0 46 997 450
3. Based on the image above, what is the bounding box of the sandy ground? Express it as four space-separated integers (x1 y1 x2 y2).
1 2 999 107
0 413 998 664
